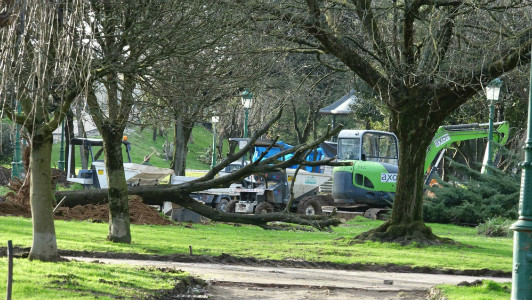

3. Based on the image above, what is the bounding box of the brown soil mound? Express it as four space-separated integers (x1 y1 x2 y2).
55 195 173 226
6 177 30 207
128 197 173 225
1 194 173 226
0 201 31 217
52 168 72 187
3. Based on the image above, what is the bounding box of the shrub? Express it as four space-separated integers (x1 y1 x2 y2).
423 158 519 226
0 123 15 163
477 217 514 237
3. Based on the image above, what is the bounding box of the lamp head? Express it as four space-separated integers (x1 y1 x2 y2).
241 88 253 109
486 78 503 101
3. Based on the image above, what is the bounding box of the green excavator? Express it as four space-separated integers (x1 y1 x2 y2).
332 121 510 209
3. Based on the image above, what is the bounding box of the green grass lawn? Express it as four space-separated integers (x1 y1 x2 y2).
437 280 512 300
0 216 515 299
0 216 513 272
0 257 188 299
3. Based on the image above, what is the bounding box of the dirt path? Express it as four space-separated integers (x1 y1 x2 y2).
208 283 428 300
68 256 510 300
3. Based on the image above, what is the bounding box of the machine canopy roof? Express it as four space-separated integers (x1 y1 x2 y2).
319 89 357 115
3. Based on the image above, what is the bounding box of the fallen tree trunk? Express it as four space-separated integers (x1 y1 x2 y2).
56 185 175 207
55 117 347 231
55 185 341 230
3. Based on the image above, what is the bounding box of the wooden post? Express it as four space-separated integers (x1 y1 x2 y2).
53 196 67 213
6 240 13 300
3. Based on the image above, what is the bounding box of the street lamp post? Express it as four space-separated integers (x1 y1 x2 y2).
11 102 22 180
211 115 219 169
241 89 253 165
241 88 253 139
510 63 532 299
485 78 503 174
58 119 65 171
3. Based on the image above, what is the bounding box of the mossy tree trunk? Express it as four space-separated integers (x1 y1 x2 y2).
24 90 81 259
171 117 194 176
87 73 135 244
101 123 131 243
65 109 75 175
357 104 444 244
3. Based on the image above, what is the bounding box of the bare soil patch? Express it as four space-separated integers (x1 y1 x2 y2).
146 276 208 300
51 168 72 187
207 282 429 300
0 193 173 225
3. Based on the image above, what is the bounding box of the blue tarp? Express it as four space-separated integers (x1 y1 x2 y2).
252 142 326 173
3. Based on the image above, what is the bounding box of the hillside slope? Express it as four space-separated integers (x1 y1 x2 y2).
51 125 222 171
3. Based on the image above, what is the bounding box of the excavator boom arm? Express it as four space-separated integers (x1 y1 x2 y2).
424 121 509 173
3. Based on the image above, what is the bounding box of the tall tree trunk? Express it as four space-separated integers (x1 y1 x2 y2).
216 135 223 161
75 103 88 170
224 106 240 156
101 125 131 243
390 134 429 225
163 132 172 162
171 119 194 176
172 121 186 176
28 132 59 261
65 109 75 175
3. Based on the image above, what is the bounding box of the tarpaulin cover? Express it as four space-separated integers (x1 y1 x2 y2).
252 142 334 173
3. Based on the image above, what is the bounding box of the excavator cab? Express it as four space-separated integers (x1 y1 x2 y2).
334 130 399 206
337 130 398 164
